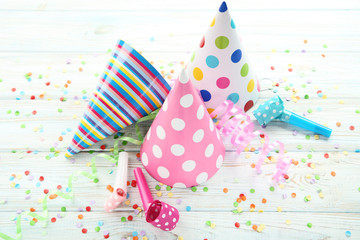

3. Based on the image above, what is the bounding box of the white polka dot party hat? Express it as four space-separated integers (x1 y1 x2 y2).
140 69 225 188
186 1 260 113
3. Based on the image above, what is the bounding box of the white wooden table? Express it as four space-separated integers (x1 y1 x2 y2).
1 0 360 239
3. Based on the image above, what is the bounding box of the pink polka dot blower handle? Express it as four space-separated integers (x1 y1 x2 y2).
134 168 179 231
104 152 128 212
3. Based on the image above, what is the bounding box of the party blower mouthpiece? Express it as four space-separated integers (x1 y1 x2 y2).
134 168 179 231
253 95 332 137
104 152 128 212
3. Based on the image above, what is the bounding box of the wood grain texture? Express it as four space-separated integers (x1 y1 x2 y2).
0 0 360 239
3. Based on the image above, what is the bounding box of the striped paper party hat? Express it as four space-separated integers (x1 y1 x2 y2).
65 40 171 158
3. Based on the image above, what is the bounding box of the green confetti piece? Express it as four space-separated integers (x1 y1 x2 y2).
95 226 100 232
203 187 208 192
269 186 275 192
297 145 302 150
315 175 320 180
93 178 99 183
250 188 255 194
323 44 328 48
81 90 87 94
302 84 306 88
307 223 312 228
166 186 171 191
0 78 3 83
312 67 316 72
355 109 360 114
94 73 99 77
155 185 161 191
50 147 55 152
7 110 12 114
45 155 51 160
304 94 309 99
305 135 310 140
246 221 252 226
304 196 309 202
307 154 313 159
307 109 312 113
25 190 31 194
358 187 360 192
121 217 126 222
205 221 211 226
301 158 306 163
15 111 20 116
61 207 66 212
81 61 86 65
20 124 26 128
191 186 197 192
57 109 63 113
38 74 43 79
233 202 239 207
29 220 35 226
285 49 290 53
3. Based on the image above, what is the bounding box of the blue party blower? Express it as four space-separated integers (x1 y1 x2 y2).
253 96 332 137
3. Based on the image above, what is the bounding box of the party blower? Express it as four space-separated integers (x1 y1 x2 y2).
134 168 179 231
253 95 332 137
104 152 128 212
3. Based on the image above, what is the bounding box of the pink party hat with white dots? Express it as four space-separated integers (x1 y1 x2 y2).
186 1 260 113
140 69 225 188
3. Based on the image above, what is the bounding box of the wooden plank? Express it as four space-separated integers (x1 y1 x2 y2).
0 11 359 53
0 211 359 239
1 152 359 212
0 0 359 11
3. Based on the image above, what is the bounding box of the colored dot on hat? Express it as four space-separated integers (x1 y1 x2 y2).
210 18 215 27
215 36 229 49
216 77 230 89
206 55 219 68
231 18 236 29
219 1 228 12
231 49 242 63
247 79 255 93
193 67 203 80
227 93 240 104
200 90 212 102
241 63 249 77
199 36 205 48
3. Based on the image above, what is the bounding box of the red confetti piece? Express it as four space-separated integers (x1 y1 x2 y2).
24 170 30 176
235 222 240 228
131 180 137 187
127 215 133 221
39 176 44 181
51 217 56 223
86 206 91 212
100 145 106 150
82 228 87 234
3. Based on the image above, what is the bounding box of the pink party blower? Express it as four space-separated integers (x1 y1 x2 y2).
134 168 179 231
104 152 128 212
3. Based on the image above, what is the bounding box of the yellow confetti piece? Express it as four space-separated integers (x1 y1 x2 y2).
343 151 348 156
210 223 216 229
237 207 243 213
260 138 265 144
285 219 291 225
258 209 264 213
10 182 15 188
17 174 22 179
168 192 173 197
322 95 327 99
334 85 339 89
339 100 344 104
62 69 67 73
310 163 316 169
124 200 130 206
306 195 312 201
178 236 184 240
245 154 251 159
136 207 142 212
74 101 81 105
34 127 39 132
86 162 91 167
244 147 249 152
157 191 162 197
142 237 148 240
277 207 282 212
279 184 284 189
158 182 163 186
72 114 78 119
306 174 312 179
54 84 60 88
38 198 43 203
272 49 276 53
250 208 255 212
314 135 320 140
319 192 324 199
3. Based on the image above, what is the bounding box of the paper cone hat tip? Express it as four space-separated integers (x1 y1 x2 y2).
65 40 171 158
219 1 228 12
140 70 225 187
